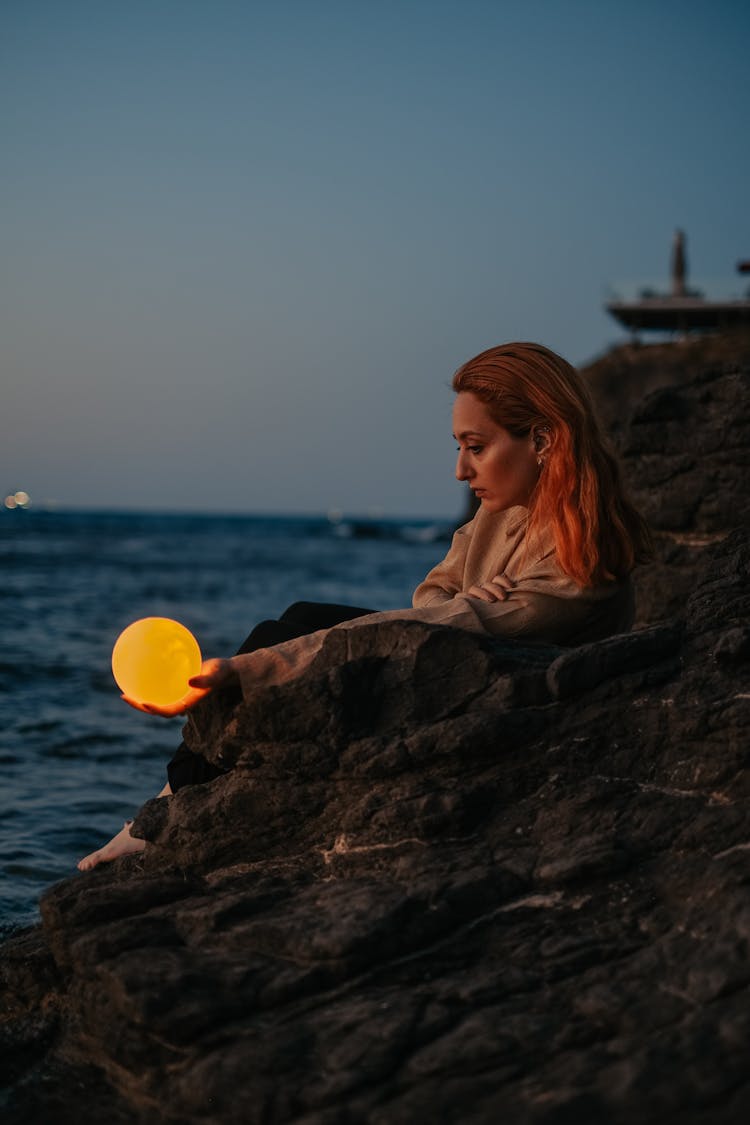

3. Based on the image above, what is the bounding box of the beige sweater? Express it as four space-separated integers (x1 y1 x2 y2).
232 505 633 699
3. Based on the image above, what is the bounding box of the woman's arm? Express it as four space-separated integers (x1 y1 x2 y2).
225 586 565 698
412 521 473 607
125 575 624 719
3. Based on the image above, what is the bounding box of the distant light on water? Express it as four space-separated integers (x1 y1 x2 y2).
4 491 32 510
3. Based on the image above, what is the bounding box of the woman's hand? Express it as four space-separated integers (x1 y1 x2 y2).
121 658 238 717
465 573 516 603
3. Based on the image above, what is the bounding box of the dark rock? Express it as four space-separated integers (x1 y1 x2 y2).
2 336 750 1122
618 366 750 536
714 626 750 663
583 335 750 626
582 329 750 442
2 525 749 1123
545 622 682 700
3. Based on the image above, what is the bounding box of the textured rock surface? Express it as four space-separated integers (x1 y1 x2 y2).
2 338 750 1124
582 329 750 443
583 335 750 626
3 529 749 1124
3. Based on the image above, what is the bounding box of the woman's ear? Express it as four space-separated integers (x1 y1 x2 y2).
532 424 553 456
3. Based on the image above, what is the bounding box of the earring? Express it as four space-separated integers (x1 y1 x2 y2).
537 456 544 468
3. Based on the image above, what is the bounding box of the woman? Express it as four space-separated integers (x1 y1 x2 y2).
78 342 651 871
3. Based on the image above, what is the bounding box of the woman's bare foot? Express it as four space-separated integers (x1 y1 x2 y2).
77 820 146 871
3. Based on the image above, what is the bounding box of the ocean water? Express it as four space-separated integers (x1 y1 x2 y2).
0 509 451 935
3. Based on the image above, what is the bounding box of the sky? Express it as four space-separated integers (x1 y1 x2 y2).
2 0 748 519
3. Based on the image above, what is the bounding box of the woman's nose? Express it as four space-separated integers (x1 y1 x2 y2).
455 451 473 481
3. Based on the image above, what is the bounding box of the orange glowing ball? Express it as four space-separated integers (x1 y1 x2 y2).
111 617 202 707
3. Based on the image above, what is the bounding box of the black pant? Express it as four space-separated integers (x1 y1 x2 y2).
166 602 374 791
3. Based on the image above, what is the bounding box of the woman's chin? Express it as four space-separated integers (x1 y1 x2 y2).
478 495 529 514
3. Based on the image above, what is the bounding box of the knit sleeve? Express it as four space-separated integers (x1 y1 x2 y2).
230 579 626 700
411 520 473 607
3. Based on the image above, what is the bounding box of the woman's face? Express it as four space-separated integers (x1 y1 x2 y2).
452 392 540 512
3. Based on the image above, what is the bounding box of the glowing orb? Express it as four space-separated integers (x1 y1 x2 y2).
111 617 202 707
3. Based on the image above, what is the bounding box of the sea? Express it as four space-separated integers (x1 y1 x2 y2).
0 508 452 936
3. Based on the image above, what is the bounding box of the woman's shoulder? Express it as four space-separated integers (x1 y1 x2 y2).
463 504 531 542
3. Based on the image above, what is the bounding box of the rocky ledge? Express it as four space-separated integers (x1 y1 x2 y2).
1 346 749 1124
583 330 750 626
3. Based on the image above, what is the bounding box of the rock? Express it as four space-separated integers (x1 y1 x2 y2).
2 335 750 1122
581 328 750 442
583 335 750 626
545 622 681 700
714 626 750 664
2 521 749 1124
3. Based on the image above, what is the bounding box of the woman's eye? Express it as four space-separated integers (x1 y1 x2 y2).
469 446 483 454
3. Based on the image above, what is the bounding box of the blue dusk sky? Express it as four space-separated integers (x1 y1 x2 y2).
2 0 748 519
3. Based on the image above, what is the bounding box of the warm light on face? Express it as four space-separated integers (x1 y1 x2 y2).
111 617 202 707
452 393 539 512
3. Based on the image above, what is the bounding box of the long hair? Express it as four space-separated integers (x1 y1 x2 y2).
452 342 652 586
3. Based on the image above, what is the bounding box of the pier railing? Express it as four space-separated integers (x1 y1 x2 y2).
604 277 750 304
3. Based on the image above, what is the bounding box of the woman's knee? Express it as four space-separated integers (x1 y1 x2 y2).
280 601 314 624
237 618 291 653
280 602 374 630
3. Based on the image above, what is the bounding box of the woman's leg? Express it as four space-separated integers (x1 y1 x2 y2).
277 602 375 633
164 619 306 791
166 603 375 792
77 780 172 871
78 604 376 870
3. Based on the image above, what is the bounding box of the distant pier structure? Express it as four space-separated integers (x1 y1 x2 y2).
606 231 750 335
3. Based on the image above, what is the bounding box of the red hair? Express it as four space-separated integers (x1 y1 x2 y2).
452 342 652 586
